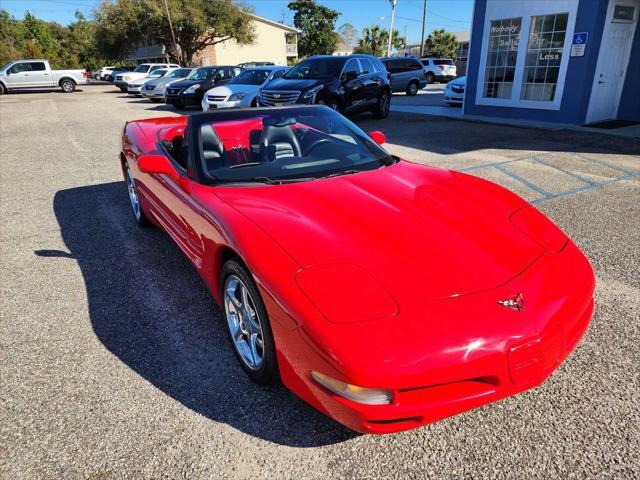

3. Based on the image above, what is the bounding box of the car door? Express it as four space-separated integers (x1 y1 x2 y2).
142 130 204 264
5 62 32 88
357 58 383 105
385 59 402 91
341 58 365 112
26 61 51 87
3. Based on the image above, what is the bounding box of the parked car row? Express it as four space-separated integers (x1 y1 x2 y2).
102 53 459 117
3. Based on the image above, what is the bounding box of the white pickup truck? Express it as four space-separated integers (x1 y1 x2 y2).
0 59 89 94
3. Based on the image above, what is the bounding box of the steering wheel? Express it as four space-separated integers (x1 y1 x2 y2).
303 138 333 156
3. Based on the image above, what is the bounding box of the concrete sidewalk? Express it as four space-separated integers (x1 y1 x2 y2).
391 102 640 139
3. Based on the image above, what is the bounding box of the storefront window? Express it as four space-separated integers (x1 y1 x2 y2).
483 17 522 99
520 13 569 101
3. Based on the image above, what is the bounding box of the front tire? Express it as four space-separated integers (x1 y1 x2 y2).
406 81 419 96
372 90 390 119
426 72 435 84
220 259 277 385
0 83 5 95
60 79 75 93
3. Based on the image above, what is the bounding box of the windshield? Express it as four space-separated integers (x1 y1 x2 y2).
148 69 167 78
133 64 151 73
187 67 219 81
229 69 270 85
434 59 455 65
0 61 12 71
284 58 344 80
194 108 395 185
167 68 191 78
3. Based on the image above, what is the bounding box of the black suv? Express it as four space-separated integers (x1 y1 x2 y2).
165 65 242 109
258 55 391 118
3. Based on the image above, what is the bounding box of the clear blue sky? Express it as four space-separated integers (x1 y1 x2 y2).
1 0 474 44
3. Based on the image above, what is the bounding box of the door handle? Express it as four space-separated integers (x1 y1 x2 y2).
598 80 605 84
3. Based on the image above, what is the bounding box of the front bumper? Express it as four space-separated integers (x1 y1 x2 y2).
166 93 200 107
435 74 456 82
201 99 246 111
276 240 595 434
127 85 143 94
443 92 464 104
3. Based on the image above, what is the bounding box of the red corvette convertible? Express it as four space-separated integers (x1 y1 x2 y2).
120 106 595 433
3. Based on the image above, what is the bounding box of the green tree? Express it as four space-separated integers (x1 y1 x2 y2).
423 28 458 59
288 0 339 57
0 10 27 64
354 25 406 56
23 12 58 60
95 0 255 66
0 9 102 68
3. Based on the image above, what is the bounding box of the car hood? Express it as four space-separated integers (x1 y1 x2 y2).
169 79 210 90
204 84 260 97
449 76 466 87
146 77 179 88
215 161 544 304
263 78 323 91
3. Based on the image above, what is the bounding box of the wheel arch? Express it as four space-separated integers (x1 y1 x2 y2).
211 245 247 304
58 76 77 86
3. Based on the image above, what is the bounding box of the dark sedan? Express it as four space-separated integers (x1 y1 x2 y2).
165 66 243 109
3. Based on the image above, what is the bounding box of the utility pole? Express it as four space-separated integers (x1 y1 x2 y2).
419 0 427 57
387 0 397 57
163 0 179 62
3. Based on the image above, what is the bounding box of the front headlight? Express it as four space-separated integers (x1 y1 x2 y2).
228 92 247 101
303 85 322 99
184 84 200 94
311 371 392 405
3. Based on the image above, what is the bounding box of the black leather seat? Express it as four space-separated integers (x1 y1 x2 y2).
201 124 226 171
260 124 302 160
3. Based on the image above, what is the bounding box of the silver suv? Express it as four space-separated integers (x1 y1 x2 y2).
381 57 428 96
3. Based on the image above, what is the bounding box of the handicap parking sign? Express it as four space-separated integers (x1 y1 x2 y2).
571 32 588 56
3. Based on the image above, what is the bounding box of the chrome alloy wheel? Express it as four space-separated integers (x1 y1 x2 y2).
126 167 141 221
224 275 265 370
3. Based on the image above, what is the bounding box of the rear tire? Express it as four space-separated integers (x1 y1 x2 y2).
406 81 419 96
425 72 435 84
60 79 75 93
372 91 390 119
220 259 278 385
124 162 150 227
0 83 5 95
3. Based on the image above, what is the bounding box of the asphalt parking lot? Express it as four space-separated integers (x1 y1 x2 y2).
1 83 639 479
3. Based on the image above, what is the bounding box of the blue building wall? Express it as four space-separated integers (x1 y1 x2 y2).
464 0 617 124
618 20 640 121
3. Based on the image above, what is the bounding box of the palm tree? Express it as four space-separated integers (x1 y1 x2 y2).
355 25 406 56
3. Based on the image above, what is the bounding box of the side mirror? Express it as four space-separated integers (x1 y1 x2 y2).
368 131 386 145
342 70 358 82
138 154 180 182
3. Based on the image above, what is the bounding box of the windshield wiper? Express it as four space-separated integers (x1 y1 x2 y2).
229 162 264 169
317 169 361 179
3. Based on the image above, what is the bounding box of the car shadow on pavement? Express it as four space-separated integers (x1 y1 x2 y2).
46 181 357 447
